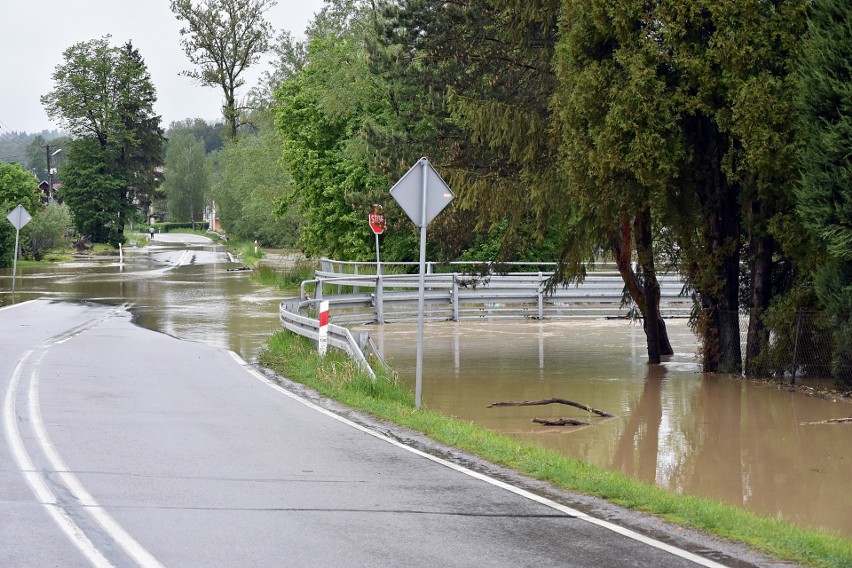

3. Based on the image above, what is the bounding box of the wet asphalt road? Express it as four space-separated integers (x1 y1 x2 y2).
1 299 770 567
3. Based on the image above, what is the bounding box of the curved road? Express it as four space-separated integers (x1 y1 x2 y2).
1 299 775 567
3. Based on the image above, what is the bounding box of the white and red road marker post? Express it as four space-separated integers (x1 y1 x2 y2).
318 300 329 357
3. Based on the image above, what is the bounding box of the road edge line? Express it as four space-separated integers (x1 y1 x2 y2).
228 351 729 568
3 351 113 568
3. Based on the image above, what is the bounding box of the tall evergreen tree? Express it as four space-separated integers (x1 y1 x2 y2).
651 0 808 374
796 0 852 386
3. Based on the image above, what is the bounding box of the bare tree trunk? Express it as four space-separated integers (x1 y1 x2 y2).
635 207 661 364
614 213 673 362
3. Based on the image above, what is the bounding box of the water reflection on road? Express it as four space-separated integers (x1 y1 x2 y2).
2 237 850 539
0 234 283 361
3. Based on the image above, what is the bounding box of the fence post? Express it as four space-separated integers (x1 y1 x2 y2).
791 309 803 385
353 264 359 295
452 275 459 321
538 271 544 320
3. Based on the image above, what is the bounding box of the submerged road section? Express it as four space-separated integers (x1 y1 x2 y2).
1 300 770 567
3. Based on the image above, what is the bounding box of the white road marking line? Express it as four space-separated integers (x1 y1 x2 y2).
4 352 114 568
27 349 165 568
230 351 730 568
0 299 38 311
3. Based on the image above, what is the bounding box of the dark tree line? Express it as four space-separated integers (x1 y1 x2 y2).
265 0 850 385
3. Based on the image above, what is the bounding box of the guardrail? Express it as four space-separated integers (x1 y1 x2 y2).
298 259 691 324
278 299 383 379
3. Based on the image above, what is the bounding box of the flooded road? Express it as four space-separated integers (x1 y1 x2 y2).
0 234 283 361
2 235 850 539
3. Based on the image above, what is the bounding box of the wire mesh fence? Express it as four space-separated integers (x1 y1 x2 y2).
734 309 851 385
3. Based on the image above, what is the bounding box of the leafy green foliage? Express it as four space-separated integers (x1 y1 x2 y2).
0 161 41 267
162 130 209 222
42 37 164 246
170 0 276 139
167 119 225 154
211 111 299 247
273 6 389 260
23 202 74 261
795 0 852 386
58 137 126 244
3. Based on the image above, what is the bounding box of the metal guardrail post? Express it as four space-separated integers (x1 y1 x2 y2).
538 271 544 319
315 278 323 302
452 275 459 321
376 274 384 324
353 265 359 294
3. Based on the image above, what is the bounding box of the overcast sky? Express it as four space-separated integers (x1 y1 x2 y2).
0 0 326 135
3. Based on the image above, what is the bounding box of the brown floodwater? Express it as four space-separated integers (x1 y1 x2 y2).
2 237 850 539
361 319 852 540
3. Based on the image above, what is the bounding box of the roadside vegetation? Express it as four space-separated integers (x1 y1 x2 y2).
260 329 852 568
253 258 317 293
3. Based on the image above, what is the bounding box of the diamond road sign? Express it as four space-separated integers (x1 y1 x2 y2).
6 205 32 230
390 157 454 227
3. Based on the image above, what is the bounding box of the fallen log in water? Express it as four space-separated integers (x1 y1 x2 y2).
800 417 852 426
488 398 615 417
533 417 589 426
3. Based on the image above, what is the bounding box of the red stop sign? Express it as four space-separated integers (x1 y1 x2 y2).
369 207 385 234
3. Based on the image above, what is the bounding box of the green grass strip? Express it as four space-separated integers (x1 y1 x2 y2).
259 330 852 568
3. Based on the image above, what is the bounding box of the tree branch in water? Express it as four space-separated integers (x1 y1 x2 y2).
488 398 615 417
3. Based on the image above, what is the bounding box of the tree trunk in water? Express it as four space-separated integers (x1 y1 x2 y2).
657 317 674 356
717 184 743 374
635 207 661 364
686 117 741 374
745 228 774 376
614 214 673 361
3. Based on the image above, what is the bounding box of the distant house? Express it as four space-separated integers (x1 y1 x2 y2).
37 180 62 204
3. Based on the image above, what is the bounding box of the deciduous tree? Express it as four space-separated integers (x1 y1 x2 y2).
163 130 209 223
0 161 41 267
170 0 277 139
42 37 164 245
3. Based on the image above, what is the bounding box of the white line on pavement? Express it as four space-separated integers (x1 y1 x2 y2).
230 351 730 568
3 351 114 568
27 349 165 568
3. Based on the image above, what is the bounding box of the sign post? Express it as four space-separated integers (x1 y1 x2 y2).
390 158 455 408
368 204 385 274
6 205 32 298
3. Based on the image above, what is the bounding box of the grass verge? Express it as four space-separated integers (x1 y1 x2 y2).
253 259 318 293
259 329 852 568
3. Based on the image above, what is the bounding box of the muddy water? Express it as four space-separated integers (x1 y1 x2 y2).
0 237 283 361
2 240 850 538
362 320 852 539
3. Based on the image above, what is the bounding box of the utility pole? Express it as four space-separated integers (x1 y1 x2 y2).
45 145 62 202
